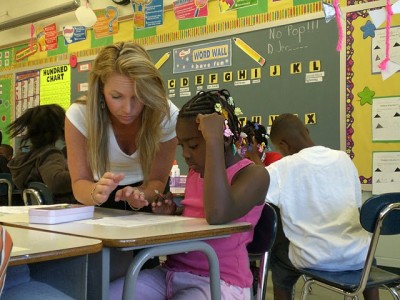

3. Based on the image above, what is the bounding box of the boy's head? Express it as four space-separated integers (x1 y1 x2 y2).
176 89 242 173
269 113 314 156
0 144 13 161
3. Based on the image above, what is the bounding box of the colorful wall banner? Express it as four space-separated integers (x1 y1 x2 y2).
63 26 87 45
93 6 119 38
173 39 232 74
173 0 208 19
37 23 58 52
2 1 324 70
219 0 258 12
131 0 164 29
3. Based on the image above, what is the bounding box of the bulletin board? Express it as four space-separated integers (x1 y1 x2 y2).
345 9 400 186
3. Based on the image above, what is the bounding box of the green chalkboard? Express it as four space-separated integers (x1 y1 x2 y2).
148 18 340 173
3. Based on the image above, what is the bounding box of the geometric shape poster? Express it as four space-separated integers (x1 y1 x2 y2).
372 151 400 195
372 97 400 142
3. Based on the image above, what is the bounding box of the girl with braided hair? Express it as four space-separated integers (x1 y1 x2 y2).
110 89 270 299
240 121 282 167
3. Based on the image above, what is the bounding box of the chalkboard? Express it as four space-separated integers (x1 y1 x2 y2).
148 18 340 172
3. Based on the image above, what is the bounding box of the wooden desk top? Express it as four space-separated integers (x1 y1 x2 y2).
0 207 252 248
4 225 102 266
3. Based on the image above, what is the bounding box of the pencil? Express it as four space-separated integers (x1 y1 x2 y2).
155 52 171 69
233 37 265 66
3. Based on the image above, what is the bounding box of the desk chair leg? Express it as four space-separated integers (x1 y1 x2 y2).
7 184 12 206
122 241 221 300
302 274 312 294
255 253 270 300
22 189 42 205
300 279 313 300
383 284 400 300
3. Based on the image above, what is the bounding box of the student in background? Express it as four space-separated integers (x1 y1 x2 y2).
0 144 13 173
109 89 270 299
239 120 282 166
65 41 178 211
7 104 76 204
264 113 378 300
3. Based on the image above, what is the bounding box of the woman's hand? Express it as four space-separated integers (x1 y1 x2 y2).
151 191 177 215
91 172 124 206
115 186 149 210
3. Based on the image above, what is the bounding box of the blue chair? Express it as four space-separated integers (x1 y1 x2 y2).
22 182 54 206
247 202 278 300
0 173 14 206
299 192 400 300
0 173 23 206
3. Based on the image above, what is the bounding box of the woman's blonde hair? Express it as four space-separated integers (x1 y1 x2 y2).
85 42 169 182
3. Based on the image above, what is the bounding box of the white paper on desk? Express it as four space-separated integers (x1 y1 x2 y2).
11 246 30 255
0 205 44 215
78 213 195 227
0 204 68 215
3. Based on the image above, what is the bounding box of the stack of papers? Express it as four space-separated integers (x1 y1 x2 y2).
29 204 95 224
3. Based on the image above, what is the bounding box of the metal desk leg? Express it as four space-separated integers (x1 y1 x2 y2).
122 241 221 300
102 247 111 300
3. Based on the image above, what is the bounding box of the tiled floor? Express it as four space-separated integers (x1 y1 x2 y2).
262 271 397 300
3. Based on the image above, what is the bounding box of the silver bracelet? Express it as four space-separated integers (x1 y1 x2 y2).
127 187 142 211
127 202 140 211
90 183 102 206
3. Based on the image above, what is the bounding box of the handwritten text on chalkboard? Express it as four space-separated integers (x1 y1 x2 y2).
266 20 319 54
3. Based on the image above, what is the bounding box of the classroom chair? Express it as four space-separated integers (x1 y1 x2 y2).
298 192 400 300
22 182 54 205
0 173 13 206
0 173 23 206
247 202 278 300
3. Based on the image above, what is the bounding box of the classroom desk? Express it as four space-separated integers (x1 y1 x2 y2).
4 225 102 299
0 207 252 300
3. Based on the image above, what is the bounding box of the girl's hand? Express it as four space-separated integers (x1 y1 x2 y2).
244 137 264 165
92 172 124 205
151 191 177 215
196 113 225 142
115 186 149 210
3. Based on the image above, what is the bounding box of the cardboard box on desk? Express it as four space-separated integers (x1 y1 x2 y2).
29 204 95 224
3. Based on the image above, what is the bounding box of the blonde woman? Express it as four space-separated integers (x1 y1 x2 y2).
65 42 178 211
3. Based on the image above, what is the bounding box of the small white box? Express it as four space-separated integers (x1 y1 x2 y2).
29 204 95 224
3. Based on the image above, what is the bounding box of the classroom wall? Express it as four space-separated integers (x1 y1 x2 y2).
1 0 399 191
